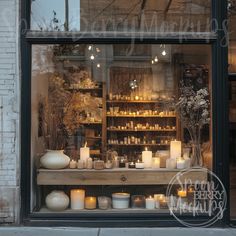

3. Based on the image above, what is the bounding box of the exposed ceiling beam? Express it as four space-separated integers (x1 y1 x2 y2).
164 0 173 19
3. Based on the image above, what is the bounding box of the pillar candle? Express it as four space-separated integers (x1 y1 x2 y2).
86 157 93 169
77 159 85 169
145 196 155 209
142 148 152 168
135 160 144 169
152 157 160 169
80 146 90 163
69 160 77 169
166 158 176 169
70 189 85 209
85 196 97 209
170 140 181 159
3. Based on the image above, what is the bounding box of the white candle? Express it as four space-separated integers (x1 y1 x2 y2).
154 194 165 202
170 140 181 159
184 157 191 168
177 158 185 169
155 200 160 209
166 158 176 169
70 189 85 209
80 144 90 163
135 161 144 169
69 160 77 169
152 157 160 169
142 148 152 168
145 196 155 209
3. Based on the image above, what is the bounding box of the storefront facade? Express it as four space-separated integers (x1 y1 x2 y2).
0 0 234 227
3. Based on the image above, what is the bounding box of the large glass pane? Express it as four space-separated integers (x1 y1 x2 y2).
31 43 212 216
31 0 211 32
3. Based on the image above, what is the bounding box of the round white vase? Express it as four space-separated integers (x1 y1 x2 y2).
46 190 69 211
40 150 70 169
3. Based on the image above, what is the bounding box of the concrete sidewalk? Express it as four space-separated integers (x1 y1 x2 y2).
0 228 236 236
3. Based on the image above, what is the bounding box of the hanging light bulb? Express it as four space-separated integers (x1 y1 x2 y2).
96 47 101 53
162 50 167 56
151 60 154 64
90 54 95 60
97 63 101 68
154 56 158 62
88 45 92 51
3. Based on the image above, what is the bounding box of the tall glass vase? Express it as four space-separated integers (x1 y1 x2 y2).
190 142 203 167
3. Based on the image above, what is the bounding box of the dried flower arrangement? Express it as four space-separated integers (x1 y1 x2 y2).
176 82 210 166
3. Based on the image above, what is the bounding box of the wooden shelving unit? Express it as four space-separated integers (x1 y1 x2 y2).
106 115 176 118
107 128 176 132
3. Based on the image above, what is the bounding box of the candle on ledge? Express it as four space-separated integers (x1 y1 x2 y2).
177 189 187 198
98 196 111 210
131 195 145 208
152 157 160 169
142 148 152 168
145 196 155 209
86 157 93 169
170 140 182 159
166 158 176 169
85 196 97 210
77 159 84 169
128 162 136 169
80 142 90 163
70 189 85 209
69 160 77 169
177 158 185 169
135 160 144 169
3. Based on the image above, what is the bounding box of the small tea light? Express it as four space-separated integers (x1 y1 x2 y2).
177 189 187 198
128 162 135 169
152 157 160 169
135 160 144 169
85 196 97 210
145 196 155 209
177 158 185 169
69 160 77 169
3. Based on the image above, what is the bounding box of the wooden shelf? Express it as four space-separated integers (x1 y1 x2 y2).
107 100 170 104
68 87 102 92
107 128 176 132
107 143 170 146
80 122 102 125
37 168 207 186
85 136 102 140
106 115 176 118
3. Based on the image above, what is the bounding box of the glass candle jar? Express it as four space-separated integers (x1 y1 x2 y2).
98 196 111 210
131 195 145 209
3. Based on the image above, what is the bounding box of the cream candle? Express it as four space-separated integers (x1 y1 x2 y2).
155 200 160 209
145 196 155 209
69 160 77 169
86 157 93 169
135 160 144 169
77 159 84 169
112 193 130 209
70 189 85 209
152 157 160 169
170 140 181 159
154 194 165 202
85 196 97 209
177 158 185 169
177 189 187 198
80 143 90 163
166 158 176 169
142 148 152 168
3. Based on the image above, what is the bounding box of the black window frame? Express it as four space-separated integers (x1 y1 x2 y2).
20 0 229 227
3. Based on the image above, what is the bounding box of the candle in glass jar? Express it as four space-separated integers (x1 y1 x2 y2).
98 196 111 210
170 140 181 159
85 196 97 209
145 196 155 209
166 158 176 169
152 157 160 169
131 195 145 208
135 160 144 169
177 158 185 169
177 189 187 198
70 189 85 209
142 148 152 168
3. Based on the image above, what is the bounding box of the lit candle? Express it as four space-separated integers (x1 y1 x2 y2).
145 196 155 209
70 189 85 209
80 142 90 163
177 189 187 198
154 194 165 202
152 157 160 169
177 158 185 169
184 157 191 169
170 140 181 159
155 200 160 209
166 158 176 169
69 160 77 169
85 197 97 210
135 160 144 169
77 159 85 169
142 148 152 168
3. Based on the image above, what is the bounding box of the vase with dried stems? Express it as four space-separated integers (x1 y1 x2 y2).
176 83 210 167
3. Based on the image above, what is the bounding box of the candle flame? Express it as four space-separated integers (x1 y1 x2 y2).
84 142 87 148
145 147 148 151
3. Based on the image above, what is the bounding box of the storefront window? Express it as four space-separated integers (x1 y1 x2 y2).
31 0 211 32
31 43 212 214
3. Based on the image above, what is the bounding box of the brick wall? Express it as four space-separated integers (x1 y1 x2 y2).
0 0 20 224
